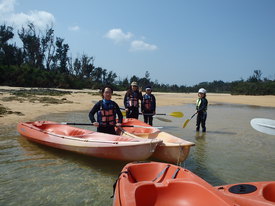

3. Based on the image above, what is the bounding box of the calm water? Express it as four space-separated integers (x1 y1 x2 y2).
1 104 275 205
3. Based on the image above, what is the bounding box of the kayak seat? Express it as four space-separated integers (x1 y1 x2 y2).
135 181 233 206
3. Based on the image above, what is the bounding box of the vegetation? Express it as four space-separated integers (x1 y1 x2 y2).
0 104 24 116
0 24 274 95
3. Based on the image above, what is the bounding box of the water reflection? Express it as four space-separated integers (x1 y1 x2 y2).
1 103 275 205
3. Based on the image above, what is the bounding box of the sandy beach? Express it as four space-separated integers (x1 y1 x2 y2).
1 86 275 126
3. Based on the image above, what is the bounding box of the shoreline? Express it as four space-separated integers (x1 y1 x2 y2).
1 86 275 126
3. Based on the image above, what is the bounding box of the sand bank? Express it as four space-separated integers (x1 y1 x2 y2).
1 86 275 126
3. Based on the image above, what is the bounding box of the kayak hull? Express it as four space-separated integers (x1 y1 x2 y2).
113 162 236 206
113 162 275 206
17 121 162 161
119 118 195 164
153 142 192 164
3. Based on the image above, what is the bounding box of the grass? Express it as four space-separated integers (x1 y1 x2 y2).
0 89 73 117
29 96 73 104
0 104 24 116
1 89 73 104
11 89 72 97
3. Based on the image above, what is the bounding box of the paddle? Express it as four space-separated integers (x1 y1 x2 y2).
121 111 172 122
250 118 275 136
182 112 197 128
121 110 183 118
51 122 163 129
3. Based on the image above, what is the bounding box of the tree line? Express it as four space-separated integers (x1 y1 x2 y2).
1 24 274 95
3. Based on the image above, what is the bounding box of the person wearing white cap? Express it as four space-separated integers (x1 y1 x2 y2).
141 86 156 126
124 82 143 119
196 88 208 132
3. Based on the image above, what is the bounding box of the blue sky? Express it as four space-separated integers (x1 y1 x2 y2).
1 0 275 86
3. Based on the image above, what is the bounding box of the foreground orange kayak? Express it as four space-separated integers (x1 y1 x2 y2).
113 162 275 206
112 162 236 206
17 121 162 161
216 182 275 206
118 118 195 164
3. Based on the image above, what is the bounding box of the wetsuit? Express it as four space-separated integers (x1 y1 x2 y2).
141 93 156 126
89 99 123 135
196 97 208 132
124 90 143 119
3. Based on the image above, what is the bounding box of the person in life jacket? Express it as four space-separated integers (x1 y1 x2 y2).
124 81 143 119
196 88 208 132
141 86 156 126
89 86 123 135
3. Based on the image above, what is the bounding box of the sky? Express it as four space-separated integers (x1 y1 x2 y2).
1 0 275 86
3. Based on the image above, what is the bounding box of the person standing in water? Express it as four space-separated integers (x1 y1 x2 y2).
196 88 208 132
124 82 143 119
141 86 156 126
89 86 123 135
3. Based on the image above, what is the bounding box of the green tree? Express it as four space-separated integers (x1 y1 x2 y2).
54 37 69 73
247 70 262 82
0 25 18 66
18 23 43 68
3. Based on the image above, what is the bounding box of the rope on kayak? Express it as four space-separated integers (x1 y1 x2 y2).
149 139 156 152
110 171 128 198
176 145 184 166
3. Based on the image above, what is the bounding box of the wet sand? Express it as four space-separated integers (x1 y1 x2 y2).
1 86 275 126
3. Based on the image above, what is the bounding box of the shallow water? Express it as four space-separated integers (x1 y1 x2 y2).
1 103 275 205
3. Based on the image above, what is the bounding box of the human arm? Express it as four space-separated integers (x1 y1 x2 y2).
152 95 156 114
88 101 101 124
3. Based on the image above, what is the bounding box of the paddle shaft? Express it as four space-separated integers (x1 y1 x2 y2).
120 108 183 118
57 122 162 129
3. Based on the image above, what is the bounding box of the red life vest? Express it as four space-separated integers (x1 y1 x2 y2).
143 94 152 110
98 101 116 126
127 92 139 107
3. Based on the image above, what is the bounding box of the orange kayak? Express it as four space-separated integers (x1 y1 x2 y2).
216 182 275 206
112 162 237 206
17 121 162 161
118 118 195 164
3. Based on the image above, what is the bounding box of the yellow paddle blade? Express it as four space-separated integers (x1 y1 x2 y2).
169 112 184 118
121 111 126 116
182 119 190 128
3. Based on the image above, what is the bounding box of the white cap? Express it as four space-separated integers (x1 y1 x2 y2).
198 88 206 94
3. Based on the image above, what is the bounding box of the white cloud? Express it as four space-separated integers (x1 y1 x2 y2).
68 25 80 31
105 28 133 43
130 40 158 51
0 0 55 29
0 0 15 13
